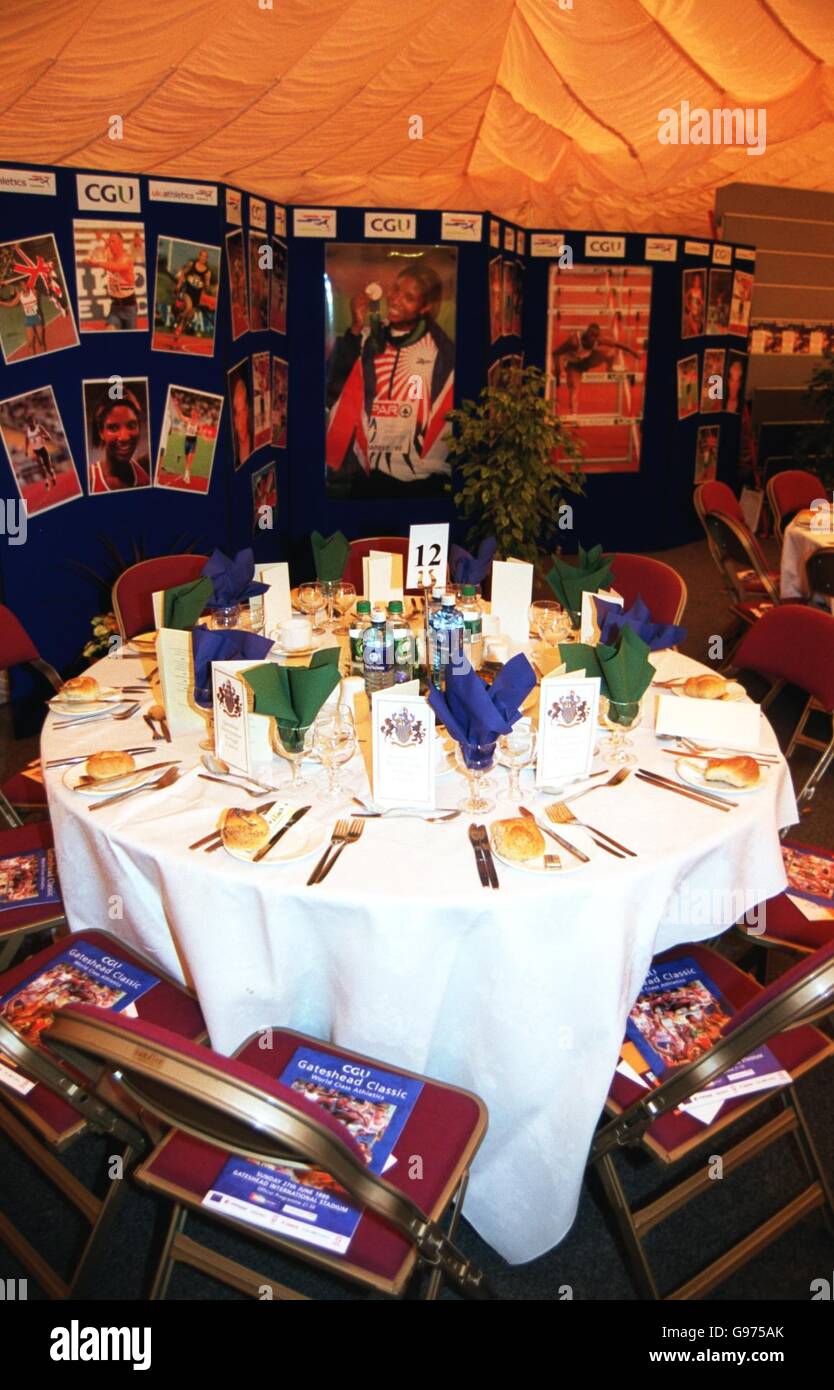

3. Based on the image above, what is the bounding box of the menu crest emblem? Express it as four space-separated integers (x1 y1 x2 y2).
217 679 243 718
381 708 425 747
548 693 590 727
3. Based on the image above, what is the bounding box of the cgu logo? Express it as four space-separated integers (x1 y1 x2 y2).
585 235 626 258
77 174 140 210
365 212 416 238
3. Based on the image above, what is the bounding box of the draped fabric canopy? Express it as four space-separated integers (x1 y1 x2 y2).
2 0 832 233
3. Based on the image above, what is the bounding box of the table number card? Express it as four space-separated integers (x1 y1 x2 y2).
362 552 404 604
371 687 435 809
406 523 449 591
580 588 623 644
536 675 600 787
490 559 533 644
156 629 205 736
254 561 291 634
212 664 252 776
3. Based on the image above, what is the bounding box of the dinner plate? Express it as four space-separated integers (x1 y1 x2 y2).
49 687 126 717
489 822 596 874
665 679 747 703
674 757 767 798
63 763 165 797
222 817 327 865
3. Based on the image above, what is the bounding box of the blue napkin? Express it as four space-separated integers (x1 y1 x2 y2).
449 537 497 585
427 654 536 763
201 548 269 609
191 627 274 707
594 594 687 652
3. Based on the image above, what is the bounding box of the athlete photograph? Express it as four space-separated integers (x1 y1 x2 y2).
0 234 79 364
0 385 83 516
155 385 223 494
269 237 287 334
324 243 457 500
271 356 288 448
225 229 249 340
252 350 271 450
227 358 253 469
248 230 269 332
152 236 220 355
72 220 148 331
82 378 153 493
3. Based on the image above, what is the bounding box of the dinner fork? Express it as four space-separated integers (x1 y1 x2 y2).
671 736 779 764
309 817 365 885
545 803 635 859
53 701 141 729
89 765 180 811
561 766 631 803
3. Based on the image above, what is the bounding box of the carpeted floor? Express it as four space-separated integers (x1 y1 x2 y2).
1 538 832 1301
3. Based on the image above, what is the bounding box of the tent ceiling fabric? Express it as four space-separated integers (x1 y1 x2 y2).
2 0 833 233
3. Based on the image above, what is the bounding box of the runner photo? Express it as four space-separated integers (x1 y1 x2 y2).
676 354 699 420
269 237 287 334
0 385 82 516
152 236 220 355
488 257 502 344
271 356 288 449
694 423 720 483
706 268 732 335
681 268 706 339
73 220 148 331
227 358 253 469
252 351 271 450
225 229 249 340
155 385 223 494
0 234 79 364
248 230 269 332
724 350 747 414
251 460 277 530
82 378 152 493
700 348 726 413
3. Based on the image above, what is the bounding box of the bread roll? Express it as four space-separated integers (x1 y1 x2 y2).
61 675 101 703
703 756 760 789
84 750 136 782
221 808 270 852
491 818 546 862
682 674 729 700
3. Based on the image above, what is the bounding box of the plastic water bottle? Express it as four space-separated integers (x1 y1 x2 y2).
385 603 414 684
363 607 395 694
460 585 483 670
429 593 464 690
349 599 372 677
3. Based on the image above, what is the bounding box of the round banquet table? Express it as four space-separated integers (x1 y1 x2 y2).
42 644 797 1265
780 510 834 601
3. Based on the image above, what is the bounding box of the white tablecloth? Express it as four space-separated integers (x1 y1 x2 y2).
42 647 797 1264
780 516 834 601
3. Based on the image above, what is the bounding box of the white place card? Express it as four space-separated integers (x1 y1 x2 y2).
151 589 164 629
362 552 403 604
536 675 600 788
156 628 205 736
371 688 435 809
490 560 533 644
580 588 623 644
212 664 252 776
654 692 761 750
255 561 292 634
406 523 449 590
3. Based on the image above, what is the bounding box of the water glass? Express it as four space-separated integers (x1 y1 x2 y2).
273 721 315 791
454 740 496 814
297 582 326 630
600 697 641 765
313 706 357 799
529 600 570 650
330 580 357 631
496 719 537 799
211 603 240 630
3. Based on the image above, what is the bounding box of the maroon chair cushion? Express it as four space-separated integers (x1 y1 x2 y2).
138 1025 484 1286
724 936 834 1035
113 555 209 640
0 822 62 940
606 554 685 626
2 769 48 809
771 471 821 524
733 604 834 711
608 944 831 1159
0 605 40 671
757 891 834 952
700 480 745 525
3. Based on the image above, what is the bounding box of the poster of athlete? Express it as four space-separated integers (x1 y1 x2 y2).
82 378 152 494
694 423 719 484
251 460 277 531
0 234 79 365
488 257 502 344
155 385 223 494
151 236 221 355
681 269 706 339
706 269 732 335
225 230 249 341
700 348 725 414
676 355 698 420
324 244 457 500
252 351 271 450
269 238 287 334
72 220 148 331
729 270 754 338
271 356 288 448
227 358 253 469
248 231 269 332
0 386 82 517
546 264 651 473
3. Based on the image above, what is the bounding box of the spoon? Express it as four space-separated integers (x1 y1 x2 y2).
200 753 275 793
352 796 460 822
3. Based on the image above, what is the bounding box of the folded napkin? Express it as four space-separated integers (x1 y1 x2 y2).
191 627 274 707
558 625 654 716
595 594 687 653
449 536 497 585
546 543 614 627
311 530 350 582
428 653 536 763
163 577 214 630
201 548 268 609
241 647 341 742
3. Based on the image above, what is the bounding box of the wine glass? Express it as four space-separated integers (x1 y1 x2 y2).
496 719 537 799
211 603 240 630
529 600 570 653
330 580 357 632
454 740 496 814
273 721 315 791
600 696 641 766
297 582 326 631
313 706 357 799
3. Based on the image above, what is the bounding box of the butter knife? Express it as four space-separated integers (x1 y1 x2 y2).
251 806 311 862
519 806 590 864
467 824 490 887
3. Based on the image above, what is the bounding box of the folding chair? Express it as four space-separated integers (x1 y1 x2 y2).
342 537 421 594
0 604 62 818
606 553 687 626
590 939 834 1300
0 822 66 973
694 483 780 624
807 549 834 607
112 554 209 641
767 469 823 546
726 604 834 810
732 841 834 961
45 1015 491 1300
0 930 205 1298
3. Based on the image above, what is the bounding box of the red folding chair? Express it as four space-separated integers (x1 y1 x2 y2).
0 605 62 819
726 604 834 810
766 469 823 546
591 939 834 1299
694 482 780 618
45 1014 490 1300
0 929 206 1298
733 841 834 960
342 537 420 594
0 821 66 973
112 554 209 641
606 554 687 626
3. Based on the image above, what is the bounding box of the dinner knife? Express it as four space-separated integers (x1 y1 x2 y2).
518 806 590 864
474 824 500 889
76 759 179 787
635 770 733 811
45 747 156 768
467 824 490 887
637 764 737 806
251 805 312 862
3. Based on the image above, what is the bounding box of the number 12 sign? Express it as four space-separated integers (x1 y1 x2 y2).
406 524 450 591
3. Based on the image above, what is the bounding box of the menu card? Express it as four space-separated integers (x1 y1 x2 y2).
580 588 623 644
212 663 252 776
654 692 761 750
254 561 291 634
156 628 205 736
362 551 404 604
536 674 600 788
490 560 533 644
371 684 435 809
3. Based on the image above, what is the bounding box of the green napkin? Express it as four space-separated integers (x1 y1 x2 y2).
163 577 214 630
558 625 653 718
311 530 350 582
546 542 614 628
242 646 341 735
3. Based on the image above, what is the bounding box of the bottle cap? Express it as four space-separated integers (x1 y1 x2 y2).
442 594 456 606
387 600 404 614
432 587 444 599
462 584 476 597
356 600 371 613
371 607 387 622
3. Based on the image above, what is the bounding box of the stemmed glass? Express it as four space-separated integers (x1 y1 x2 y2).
529 600 570 654
599 696 641 766
273 721 315 791
312 706 357 799
454 741 497 814
324 580 356 632
297 582 326 631
496 719 537 799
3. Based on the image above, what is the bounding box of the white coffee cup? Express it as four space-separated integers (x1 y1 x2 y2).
277 615 312 651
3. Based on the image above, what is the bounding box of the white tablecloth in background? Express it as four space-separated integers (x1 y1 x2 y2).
780 515 834 600
42 647 796 1264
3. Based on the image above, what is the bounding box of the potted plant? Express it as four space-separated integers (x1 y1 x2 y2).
446 364 585 571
